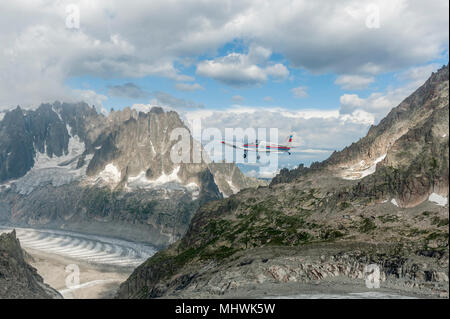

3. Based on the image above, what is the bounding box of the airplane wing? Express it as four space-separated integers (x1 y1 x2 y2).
221 141 244 150
286 148 333 154
221 141 259 152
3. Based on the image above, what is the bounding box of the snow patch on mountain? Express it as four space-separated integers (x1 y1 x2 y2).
125 167 184 190
33 132 85 169
155 166 181 184
428 193 448 206
186 182 200 200
227 179 240 194
125 167 200 198
52 106 63 121
341 154 386 180
126 171 150 189
95 163 122 185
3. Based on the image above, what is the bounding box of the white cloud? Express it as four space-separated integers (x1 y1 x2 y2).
396 63 441 88
244 0 449 74
182 105 373 170
279 109 340 119
197 55 266 86
184 105 373 148
264 96 273 102
339 92 395 121
0 1 448 109
70 89 108 112
131 91 204 111
246 167 280 179
107 82 150 98
196 45 289 86
338 62 442 121
181 105 358 177
232 95 245 102
175 83 205 91
153 91 204 109
335 75 375 90
265 64 290 81
340 109 375 126
131 103 155 114
291 86 308 98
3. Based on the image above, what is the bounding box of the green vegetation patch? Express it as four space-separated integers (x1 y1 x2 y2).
339 201 351 210
359 217 377 233
431 217 449 227
320 228 345 240
378 214 399 223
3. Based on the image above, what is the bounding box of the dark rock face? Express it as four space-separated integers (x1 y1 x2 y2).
209 162 267 196
26 104 70 158
0 107 35 181
117 64 449 299
197 168 222 206
0 230 61 299
0 102 104 183
270 164 310 185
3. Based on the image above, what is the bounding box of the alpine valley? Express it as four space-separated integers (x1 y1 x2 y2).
0 65 448 299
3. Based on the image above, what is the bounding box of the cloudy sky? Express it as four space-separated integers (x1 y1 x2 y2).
0 0 448 176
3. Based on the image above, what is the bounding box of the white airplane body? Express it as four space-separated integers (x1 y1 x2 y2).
221 134 295 159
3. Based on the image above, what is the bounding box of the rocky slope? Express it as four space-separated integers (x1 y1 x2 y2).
117 64 449 298
0 230 61 299
323 65 448 174
273 64 449 208
0 103 264 246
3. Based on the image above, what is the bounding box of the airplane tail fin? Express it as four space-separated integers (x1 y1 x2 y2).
284 133 294 145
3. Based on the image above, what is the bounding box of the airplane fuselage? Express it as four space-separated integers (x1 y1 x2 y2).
242 142 291 152
221 134 294 159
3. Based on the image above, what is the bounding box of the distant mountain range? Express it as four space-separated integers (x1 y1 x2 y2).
117 64 449 299
0 103 264 247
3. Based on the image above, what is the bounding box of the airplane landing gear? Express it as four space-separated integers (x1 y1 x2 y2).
243 152 247 159
256 154 260 160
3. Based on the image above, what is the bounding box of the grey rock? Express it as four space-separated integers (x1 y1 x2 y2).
0 230 62 299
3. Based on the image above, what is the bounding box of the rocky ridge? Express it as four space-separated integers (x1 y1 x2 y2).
273 64 449 208
0 230 61 299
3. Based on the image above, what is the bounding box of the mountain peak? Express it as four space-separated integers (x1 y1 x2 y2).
272 62 449 208
0 102 265 246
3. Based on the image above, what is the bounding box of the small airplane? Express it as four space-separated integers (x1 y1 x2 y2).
221 133 295 160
